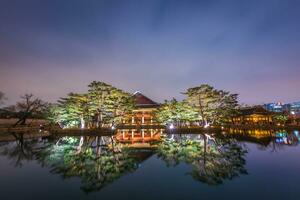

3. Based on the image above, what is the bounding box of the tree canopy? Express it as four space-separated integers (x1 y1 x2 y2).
155 98 198 126
47 81 135 128
46 83 239 128
183 84 239 125
274 113 289 125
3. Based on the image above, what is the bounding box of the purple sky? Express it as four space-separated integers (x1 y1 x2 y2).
0 0 300 105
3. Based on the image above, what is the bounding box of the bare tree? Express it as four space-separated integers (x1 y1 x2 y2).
13 94 47 126
0 91 6 106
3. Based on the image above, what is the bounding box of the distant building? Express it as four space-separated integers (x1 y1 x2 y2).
263 102 285 112
264 101 300 116
122 91 160 125
232 106 274 125
290 102 300 116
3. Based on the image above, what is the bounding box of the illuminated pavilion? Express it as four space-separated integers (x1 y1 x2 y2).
122 91 160 125
232 106 274 125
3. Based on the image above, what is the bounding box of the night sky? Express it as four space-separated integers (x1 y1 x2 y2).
0 0 299 105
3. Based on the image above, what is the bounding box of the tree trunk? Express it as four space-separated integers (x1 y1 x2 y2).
13 117 27 126
203 134 207 166
80 116 85 129
76 136 84 153
198 95 206 126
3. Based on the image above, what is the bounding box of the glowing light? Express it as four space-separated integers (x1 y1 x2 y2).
204 123 210 128
291 111 295 115
276 138 284 143
276 132 287 138
111 126 115 130
169 124 174 129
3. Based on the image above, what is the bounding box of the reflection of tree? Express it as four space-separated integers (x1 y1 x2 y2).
35 136 138 193
0 133 42 167
157 134 248 185
0 135 147 193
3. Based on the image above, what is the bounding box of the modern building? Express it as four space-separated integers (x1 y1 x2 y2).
232 106 274 125
290 102 300 115
263 102 287 112
122 91 160 125
264 101 300 116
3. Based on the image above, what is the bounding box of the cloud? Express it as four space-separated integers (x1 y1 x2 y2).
0 0 299 104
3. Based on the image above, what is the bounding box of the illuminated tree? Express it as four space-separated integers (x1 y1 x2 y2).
88 81 135 127
208 91 239 124
88 81 114 127
183 84 239 126
104 88 135 124
55 93 92 128
46 81 135 128
274 114 289 125
44 103 61 124
155 98 198 126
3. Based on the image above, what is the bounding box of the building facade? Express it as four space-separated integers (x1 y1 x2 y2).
122 91 160 125
264 101 300 116
232 106 274 125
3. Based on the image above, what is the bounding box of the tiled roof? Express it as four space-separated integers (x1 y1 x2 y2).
133 91 160 108
239 106 274 116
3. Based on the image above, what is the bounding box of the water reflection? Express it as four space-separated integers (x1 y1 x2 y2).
115 129 162 148
157 134 248 185
0 137 42 167
0 128 299 193
35 136 150 193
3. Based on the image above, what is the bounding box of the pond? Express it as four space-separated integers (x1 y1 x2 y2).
0 129 300 200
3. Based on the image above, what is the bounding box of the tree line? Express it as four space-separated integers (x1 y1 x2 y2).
1 83 242 128
48 81 135 128
155 84 239 126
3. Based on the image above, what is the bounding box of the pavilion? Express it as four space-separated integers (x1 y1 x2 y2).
232 106 274 125
122 91 160 125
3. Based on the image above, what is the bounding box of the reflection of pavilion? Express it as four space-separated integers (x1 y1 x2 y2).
228 128 273 138
225 128 300 147
115 129 163 148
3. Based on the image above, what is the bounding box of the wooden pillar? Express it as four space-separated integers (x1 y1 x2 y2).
132 116 135 124
142 129 145 139
122 130 125 140
131 130 134 138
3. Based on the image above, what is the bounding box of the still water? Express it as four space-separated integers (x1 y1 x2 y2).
0 129 300 200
